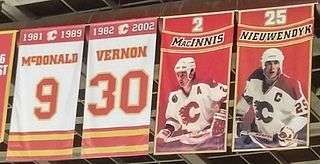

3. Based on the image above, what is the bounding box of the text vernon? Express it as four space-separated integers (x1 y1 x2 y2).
96 46 147 61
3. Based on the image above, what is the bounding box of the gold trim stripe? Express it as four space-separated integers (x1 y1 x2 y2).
7 148 72 157
238 36 313 48
239 18 313 30
162 25 233 36
9 133 74 141
161 43 232 54
83 128 149 139
82 144 148 155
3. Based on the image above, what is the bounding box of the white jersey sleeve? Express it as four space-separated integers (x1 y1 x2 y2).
209 82 228 102
197 82 227 102
165 91 182 131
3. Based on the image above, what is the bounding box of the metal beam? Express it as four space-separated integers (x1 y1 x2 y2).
180 154 207 164
293 160 320 164
311 91 320 118
2 0 31 21
8 0 51 6
101 0 119 9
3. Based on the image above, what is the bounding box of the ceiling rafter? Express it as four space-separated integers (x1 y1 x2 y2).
1 0 32 21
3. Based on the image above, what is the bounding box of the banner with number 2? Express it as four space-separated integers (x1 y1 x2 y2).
8 25 85 161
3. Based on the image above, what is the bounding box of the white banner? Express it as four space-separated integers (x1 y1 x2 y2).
82 18 157 158
8 25 85 161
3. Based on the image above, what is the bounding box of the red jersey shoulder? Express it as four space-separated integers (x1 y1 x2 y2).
248 68 264 81
275 74 302 100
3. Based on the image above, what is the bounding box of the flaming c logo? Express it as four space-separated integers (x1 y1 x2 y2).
47 30 58 41
179 101 200 125
118 24 129 35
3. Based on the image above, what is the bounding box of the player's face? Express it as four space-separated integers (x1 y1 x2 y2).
176 71 190 88
264 60 280 80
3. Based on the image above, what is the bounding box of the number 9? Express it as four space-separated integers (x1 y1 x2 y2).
34 78 59 119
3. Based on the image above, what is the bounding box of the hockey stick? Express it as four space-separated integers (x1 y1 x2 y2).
240 131 307 145
165 129 212 144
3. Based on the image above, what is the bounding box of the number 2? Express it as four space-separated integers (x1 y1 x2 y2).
192 17 203 32
34 78 58 119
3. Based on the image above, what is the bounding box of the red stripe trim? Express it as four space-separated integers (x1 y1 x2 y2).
8 140 73 150
7 155 72 161
81 151 147 159
9 130 74 135
82 135 148 148
83 125 149 132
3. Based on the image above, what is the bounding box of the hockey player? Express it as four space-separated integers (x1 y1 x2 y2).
157 57 228 145
236 48 308 148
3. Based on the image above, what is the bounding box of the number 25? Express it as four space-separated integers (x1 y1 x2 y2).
265 9 287 26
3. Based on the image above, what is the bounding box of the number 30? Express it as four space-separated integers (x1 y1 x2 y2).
88 70 148 116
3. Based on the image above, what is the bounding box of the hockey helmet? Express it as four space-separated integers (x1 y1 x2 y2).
261 48 284 71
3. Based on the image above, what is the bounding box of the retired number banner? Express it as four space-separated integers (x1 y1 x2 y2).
8 25 85 160
232 4 314 152
0 31 16 143
82 18 157 158
155 12 234 154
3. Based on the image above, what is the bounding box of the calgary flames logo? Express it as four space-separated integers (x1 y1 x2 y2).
179 101 200 125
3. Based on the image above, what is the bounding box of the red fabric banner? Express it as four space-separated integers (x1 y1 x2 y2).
233 4 314 152
155 12 234 154
0 31 16 143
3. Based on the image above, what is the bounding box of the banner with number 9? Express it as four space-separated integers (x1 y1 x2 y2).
8 25 85 161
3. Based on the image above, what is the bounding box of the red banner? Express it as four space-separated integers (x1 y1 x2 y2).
155 12 234 154
233 4 314 152
0 31 16 143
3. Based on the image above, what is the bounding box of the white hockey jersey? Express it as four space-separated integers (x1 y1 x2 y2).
242 69 308 136
165 82 227 133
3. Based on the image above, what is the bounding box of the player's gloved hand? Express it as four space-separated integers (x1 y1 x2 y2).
211 109 227 136
156 129 172 144
278 126 295 147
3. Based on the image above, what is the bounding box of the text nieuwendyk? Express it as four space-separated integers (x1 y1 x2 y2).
239 24 312 42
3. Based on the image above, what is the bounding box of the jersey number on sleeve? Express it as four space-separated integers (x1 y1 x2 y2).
88 70 148 116
295 99 308 115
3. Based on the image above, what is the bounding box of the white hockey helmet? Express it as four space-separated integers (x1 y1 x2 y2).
261 48 284 71
174 57 196 79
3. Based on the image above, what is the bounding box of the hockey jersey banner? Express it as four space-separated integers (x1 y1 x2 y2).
7 25 85 161
0 31 17 143
155 11 234 154
82 18 157 158
233 4 314 152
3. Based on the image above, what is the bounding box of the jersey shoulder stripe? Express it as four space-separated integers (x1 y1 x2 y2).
275 74 302 100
